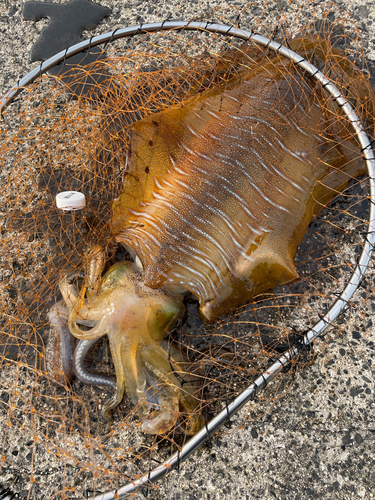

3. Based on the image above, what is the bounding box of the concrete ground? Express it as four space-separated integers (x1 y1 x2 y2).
0 0 374 499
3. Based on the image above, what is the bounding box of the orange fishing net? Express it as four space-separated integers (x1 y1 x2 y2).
0 1 374 498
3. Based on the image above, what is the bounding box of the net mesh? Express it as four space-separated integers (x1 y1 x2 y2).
0 1 374 498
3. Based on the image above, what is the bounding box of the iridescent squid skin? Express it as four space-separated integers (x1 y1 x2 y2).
47 36 375 434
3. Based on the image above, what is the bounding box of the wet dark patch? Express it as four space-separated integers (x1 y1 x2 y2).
22 0 111 96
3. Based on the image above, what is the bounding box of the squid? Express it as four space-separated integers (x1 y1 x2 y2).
46 36 375 434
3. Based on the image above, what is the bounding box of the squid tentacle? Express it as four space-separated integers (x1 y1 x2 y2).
59 274 82 309
68 300 107 340
54 261 203 434
141 385 180 435
141 344 204 433
102 340 148 425
142 344 189 390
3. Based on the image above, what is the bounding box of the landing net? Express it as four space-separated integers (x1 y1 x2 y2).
0 2 374 498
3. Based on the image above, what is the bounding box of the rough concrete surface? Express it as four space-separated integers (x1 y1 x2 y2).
0 0 374 499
